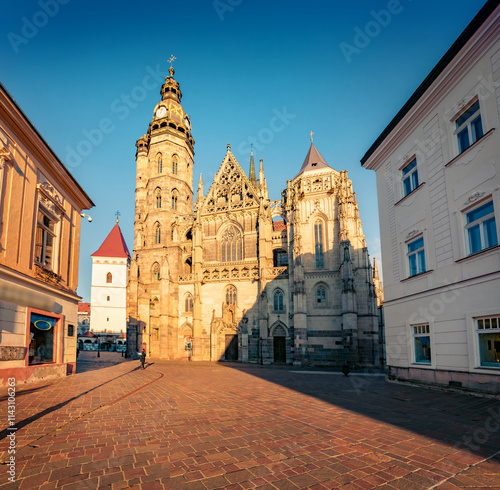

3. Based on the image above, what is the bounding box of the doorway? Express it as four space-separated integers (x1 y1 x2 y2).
273 336 286 364
225 334 238 361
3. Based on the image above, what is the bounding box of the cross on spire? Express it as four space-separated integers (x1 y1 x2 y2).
168 55 177 76
309 131 314 142
115 210 121 223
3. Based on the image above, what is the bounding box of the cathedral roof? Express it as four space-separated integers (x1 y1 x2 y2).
295 143 331 177
91 223 131 259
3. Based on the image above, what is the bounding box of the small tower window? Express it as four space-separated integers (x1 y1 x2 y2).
273 289 284 312
172 189 178 210
157 153 162 173
316 285 327 304
152 262 160 281
155 188 162 209
172 155 179 175
225 285 237 305
106 272 112 283
154 222 161 244
314 221 324 269
184 293 193 312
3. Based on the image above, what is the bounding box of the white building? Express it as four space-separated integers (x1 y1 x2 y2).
361 0 500 395
90 221 130 339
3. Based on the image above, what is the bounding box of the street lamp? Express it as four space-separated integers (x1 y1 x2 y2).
80 212 93 222
97 334 100 358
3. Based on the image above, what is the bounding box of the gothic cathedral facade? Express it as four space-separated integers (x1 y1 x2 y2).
127 68 383 366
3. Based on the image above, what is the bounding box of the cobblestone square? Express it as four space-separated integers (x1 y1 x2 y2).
1 353 499 489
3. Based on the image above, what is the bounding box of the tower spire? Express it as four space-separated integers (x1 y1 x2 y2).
249 147 256 185
197 173 204 198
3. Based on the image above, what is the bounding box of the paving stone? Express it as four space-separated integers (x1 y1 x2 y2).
1 359 500 489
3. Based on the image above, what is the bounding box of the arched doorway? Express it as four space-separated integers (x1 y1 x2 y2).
224 334 238 361
272 324 287 364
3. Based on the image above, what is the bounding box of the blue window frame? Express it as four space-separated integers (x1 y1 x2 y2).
407 236 426 277
456 100 483 153
402 159 419 197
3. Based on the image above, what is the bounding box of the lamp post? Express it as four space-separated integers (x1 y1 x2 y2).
97 334 101 358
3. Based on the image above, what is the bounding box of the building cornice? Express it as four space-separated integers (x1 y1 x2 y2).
0 263 81 304
0 83 94 210
361 1 500 170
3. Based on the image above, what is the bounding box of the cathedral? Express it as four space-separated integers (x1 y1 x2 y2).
127 66 383 366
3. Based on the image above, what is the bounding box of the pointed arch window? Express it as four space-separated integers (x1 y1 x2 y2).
157 153 162 173
154 222 161 244
314 221 324 269
220 225 242 262
152 262 160 281
316 285 327 305
172 189 178 210
225 285 237 305
172 154 179 175
273 289 284 312
106 272 112 284
184 293 193 312
155 188 161 209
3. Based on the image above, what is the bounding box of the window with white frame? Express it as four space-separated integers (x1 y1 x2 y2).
401 158 419 197
413 324 431 364
476 316 500 367
454 99 483 153
407 236 426 277
35 207 57 270
465 200 498 255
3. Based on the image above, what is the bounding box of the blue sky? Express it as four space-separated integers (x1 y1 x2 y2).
1 0 487 302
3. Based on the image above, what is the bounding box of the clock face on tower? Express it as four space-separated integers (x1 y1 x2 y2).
156 106 166 118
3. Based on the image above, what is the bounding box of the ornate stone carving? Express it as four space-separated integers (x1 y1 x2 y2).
405 229 420 240
464 192 485 206
0 146 12 168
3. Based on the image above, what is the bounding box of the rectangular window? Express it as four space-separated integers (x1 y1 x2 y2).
465 200 498 255
402 158 419 197
407 236 426 277
455 100 483 153
413 324 431 364
35 208 56 269
29 313 57 365
476 316 500 368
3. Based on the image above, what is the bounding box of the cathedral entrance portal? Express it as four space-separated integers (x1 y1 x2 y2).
224 334 238 361
273 337 286 363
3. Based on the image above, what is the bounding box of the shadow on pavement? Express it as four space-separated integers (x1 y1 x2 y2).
76 350 134 374
223 362 500 460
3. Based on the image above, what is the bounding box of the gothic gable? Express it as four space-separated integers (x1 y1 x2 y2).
201 147 260 215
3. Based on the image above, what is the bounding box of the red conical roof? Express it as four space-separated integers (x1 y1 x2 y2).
91 224 131 259
295 143 331 177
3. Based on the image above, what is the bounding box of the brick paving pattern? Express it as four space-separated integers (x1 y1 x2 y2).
1 352 499 489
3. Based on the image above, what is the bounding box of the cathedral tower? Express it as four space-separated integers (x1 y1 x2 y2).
128 66 195 358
